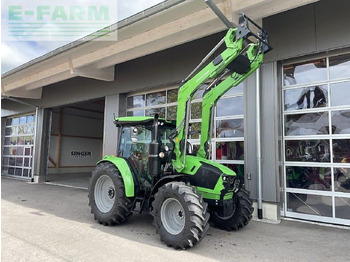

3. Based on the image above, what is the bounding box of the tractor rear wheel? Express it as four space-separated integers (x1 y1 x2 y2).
151 182 210 249
210 189 253 231
88 162 133 225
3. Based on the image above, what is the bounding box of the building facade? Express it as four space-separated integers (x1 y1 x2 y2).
2 0 350 226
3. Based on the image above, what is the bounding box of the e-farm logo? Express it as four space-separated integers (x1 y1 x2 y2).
3 0 118 41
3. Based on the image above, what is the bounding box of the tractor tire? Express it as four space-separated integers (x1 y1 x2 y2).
88 162 133 225
210 189 253 231
151 182 210 249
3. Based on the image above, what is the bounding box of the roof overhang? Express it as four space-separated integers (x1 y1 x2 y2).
1 0 319 99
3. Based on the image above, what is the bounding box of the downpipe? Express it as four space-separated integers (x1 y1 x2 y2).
256 68 263 219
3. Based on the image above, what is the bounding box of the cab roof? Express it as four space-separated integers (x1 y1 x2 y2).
114 116 176 127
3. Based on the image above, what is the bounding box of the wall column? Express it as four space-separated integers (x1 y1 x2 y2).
32 108 52 183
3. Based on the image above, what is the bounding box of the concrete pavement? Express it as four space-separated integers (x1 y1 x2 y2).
2 177 350 262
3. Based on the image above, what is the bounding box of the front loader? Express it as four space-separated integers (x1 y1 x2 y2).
88 0 271 249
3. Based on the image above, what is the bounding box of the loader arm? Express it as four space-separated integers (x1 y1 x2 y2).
197 43 264 159
172 26 245 172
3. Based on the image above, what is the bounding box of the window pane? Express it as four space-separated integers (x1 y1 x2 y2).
167 106 177 120
5 128 12 136
2 157 9 165
146 91 166 106
15 168 22 176
8 167 15 175
335 197 350 220
216 119 244 138
329 53 350 80
334 168 350 193
330 82 350 107
191 102 202 119
26 115 35 123
24 136 33 145
19 116 26 124
287 193 332 217
285 140 330 162
283 59 327 86
193 84 207 100
216 141 244 160
4 137 10 145
145 107 165 118
15 158 23 167
333 139 350 163
216 96 244 117
286 166 331 191
167 89 178 103
17 137 25 145
127 95 145 109
6 118 12 126
3 147 9 155
10 137 17 145
12 118 19 125
23 169 29 177
24 148 31 156
127 110 144 117
189 122 201 139
24 158 31 167
284 85 328 111
9 157 15 166
332 110 350 134
285 112 329 136
15 147 23 156
225 82 244 96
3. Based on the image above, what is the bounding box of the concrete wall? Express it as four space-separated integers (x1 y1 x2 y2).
264 0 350 63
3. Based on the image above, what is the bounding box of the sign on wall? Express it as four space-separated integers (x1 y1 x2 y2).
70 151 92 159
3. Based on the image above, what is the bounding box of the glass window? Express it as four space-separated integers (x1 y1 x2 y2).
23 169 29 177
191 102 202 120
284 85 328 111
333 139 350 163
334 168 350 193
216 119 244 138
216 96 244 117
24 158 31 167
146 91 166 106
283 59 327 86
6 118 12 126
145 107 165 118
335 197 350 220
286 166 331 191
19 116 26 124
330 82 350 107
287 193 332 217
285 112 329 136
189 122 201 139
329 53 350 80
332 110 350 134
167 106 177 120
285 140 330 162
12 118 19 125
216 141 244 160
127 95 145 109
167 89 178 103
127 110 144 117
26 115 35 123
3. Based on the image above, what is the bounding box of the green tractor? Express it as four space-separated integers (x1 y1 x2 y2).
88 2 271 249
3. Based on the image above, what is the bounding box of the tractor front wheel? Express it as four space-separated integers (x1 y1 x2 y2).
210 189 253 231
151 182 210 249
88 162 133 225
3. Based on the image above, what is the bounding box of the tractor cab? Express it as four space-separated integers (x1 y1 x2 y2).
114 116 176 188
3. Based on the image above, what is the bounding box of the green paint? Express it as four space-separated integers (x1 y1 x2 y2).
98 155 135 197
9 6 22 20
197 43 264 158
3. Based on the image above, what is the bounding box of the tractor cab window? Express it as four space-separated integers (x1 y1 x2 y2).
119 126 151 159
